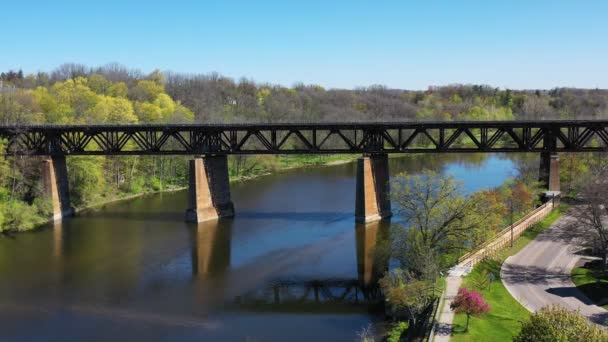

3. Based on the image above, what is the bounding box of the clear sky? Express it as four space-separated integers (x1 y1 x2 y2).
1 0 607 90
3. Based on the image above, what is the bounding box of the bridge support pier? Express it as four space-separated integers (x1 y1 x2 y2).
539 152 560 191
41 156 73 221
186 156 234 223
355 154 392 223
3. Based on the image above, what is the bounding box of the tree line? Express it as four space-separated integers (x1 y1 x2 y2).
3 63 608 125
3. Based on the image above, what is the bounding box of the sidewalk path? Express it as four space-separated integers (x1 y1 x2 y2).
432 276 463 342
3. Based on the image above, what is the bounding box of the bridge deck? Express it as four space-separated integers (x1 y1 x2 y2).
1 120 607 155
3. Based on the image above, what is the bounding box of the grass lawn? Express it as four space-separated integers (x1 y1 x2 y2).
572 262 608 311
450 205 567 342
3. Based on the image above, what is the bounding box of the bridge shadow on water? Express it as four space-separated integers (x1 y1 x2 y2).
77 210 353 224
234 211 352 223
187 218 390 314
43 210 391 319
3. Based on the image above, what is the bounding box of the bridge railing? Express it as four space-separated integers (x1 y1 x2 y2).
457 198 558 269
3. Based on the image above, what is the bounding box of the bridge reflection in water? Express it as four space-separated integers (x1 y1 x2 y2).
191 220 233 277
189 218 390 313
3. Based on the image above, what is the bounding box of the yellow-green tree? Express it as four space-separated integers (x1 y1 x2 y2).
88 96 137 123
134 101 162 122
131 80 164 102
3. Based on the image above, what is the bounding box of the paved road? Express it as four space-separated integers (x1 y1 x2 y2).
501 208 608 325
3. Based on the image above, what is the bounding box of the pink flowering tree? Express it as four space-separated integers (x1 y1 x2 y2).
450 288 490 332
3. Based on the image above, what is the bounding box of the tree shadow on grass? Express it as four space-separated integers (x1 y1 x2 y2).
450 322 467 335
450 313 523 336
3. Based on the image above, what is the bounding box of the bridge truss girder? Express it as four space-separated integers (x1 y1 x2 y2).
1 121 608 155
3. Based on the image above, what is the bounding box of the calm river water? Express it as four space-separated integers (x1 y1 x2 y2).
0 154 515 341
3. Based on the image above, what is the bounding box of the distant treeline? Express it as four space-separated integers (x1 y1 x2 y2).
2 63 607 125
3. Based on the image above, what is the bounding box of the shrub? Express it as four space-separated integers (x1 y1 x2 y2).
386 321 408 342
3 201 44 232
514 305 608 342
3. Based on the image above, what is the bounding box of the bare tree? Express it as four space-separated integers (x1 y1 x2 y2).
580 165 608 272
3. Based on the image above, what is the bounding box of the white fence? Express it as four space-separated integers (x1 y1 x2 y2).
457 199 557 269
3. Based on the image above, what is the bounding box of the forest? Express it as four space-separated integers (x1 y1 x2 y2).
0 63 606 232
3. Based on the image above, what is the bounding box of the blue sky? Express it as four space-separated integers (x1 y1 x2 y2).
1 0 607 89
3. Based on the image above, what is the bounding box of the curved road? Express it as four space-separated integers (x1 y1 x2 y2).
501 208 608 325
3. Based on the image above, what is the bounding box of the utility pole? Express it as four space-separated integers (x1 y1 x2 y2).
509 197 514 248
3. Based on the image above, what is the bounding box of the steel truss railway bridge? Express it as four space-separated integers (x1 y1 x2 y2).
1 120 604 223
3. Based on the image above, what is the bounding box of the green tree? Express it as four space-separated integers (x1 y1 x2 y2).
108 82 129 98
0 90 44 124
32 86 72 123
380 269 437 340
88 74 112 95
68 157 106 207
3 201 43 232
390 171 482 273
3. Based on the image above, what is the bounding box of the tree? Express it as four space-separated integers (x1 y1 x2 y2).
88 74 112 95
130 80 164 102
0 140 9 230
449 288 490 332
90 96 136 123
134 101 162 122
579 169 608 272
514 305 608 342
108 82 129 98
390 171 483 274
467 190 506 245
68 157 106 207
379 269 437 340
0 90 44 124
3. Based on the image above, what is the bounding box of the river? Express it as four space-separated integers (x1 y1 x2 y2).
0 154 516 341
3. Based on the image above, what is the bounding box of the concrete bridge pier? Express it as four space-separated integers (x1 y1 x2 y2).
186 156 234 223
539 152 560 191
41 156 73 221
355 154 392 223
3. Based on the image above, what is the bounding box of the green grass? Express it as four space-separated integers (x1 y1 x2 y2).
450 204 568 342
572 263 608 310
